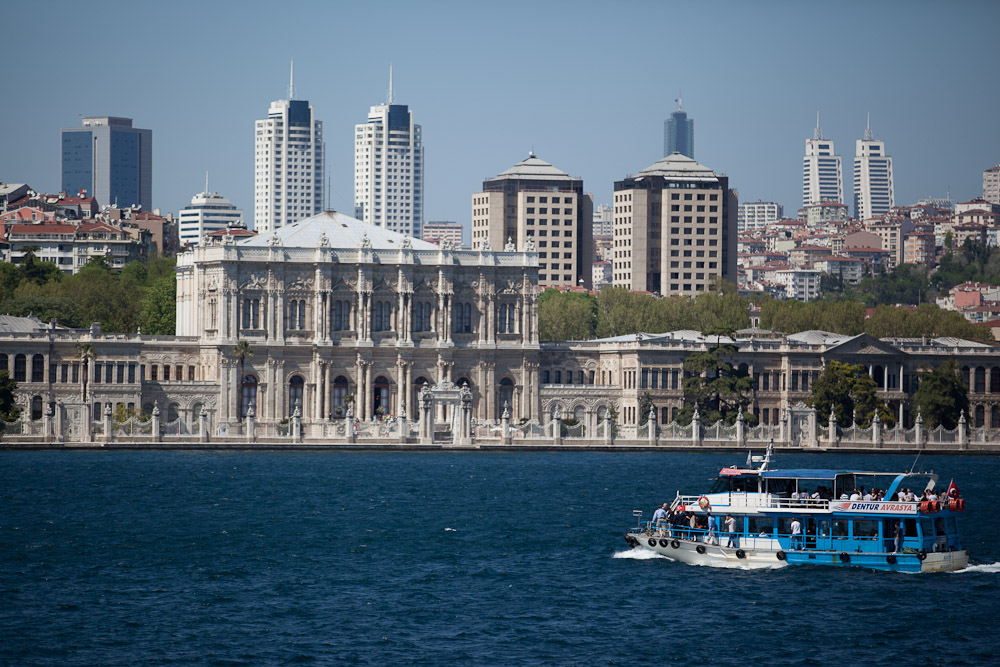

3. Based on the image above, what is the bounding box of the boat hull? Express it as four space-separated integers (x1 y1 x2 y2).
625 532 969 573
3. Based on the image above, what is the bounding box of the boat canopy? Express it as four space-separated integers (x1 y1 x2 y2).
760 469 844 480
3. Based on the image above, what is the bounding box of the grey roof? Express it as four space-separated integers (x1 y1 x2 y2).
239 211 437 251
0 314 46 333
786 330 855 346
637 152 720 182
492 154 573 181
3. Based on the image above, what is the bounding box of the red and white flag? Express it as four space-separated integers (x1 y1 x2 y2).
947 479 960 498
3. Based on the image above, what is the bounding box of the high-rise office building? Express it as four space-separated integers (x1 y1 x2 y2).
422 221 464 247
853 115 895 220
471 154 593 289
592 203 613 236
254 64 324 235
612 153 737 296
178 179 244 248
663 96 694 158
61 116 152 211
802 114 843 208
984 165 1000 205
354 69 424 238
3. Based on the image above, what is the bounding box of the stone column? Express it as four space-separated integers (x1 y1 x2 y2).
552 406 562 446
292 403 302 443
346 403 355 443
245 403 255 443
915 409 924 450
872 411 882 448
199 410 209 443
828 408 838 448
501 403 511 445
420 390 433 445
692 408 702 447
736 408 745 448
647 406 657 447
151 404 160 443
43 403 54 444
604 410 613 446
959 411 968 450
364 362 373 422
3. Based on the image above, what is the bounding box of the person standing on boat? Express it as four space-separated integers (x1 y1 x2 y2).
706 512 718 545
652 503 668 535
725 514 738 548
790 518 803 550
893 521 903 553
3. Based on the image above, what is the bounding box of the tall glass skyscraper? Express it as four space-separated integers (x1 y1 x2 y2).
663 98 694 158
61 117 152 211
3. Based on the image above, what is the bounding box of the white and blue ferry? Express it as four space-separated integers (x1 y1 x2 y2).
624 446 969 572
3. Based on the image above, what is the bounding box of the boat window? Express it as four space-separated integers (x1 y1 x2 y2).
748 516 772 536
776 517 795 535
920 519 934 539
817 519 830 537
832 519 849 537
904 518 917 537
947 517 958 535
709 477 728 493
766 479 794 496
934 517 946 537
730 477 756 493
834 475 856 499
853 520 879 539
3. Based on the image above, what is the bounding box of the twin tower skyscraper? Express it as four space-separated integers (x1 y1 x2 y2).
254 64 423 237
803 113 895 220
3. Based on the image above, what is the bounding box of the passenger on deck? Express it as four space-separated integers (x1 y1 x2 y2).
707 513 719 545
927 489 938 502
850 489 862 501
652 503 668 535
903 488 916 502
893 521 903 553
725 514 738 548
863 489 873 501
840 490 850 500
790 518 803 550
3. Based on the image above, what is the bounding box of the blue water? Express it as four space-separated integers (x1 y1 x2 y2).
1 450 997 666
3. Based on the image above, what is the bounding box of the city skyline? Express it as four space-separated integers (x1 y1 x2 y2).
3 0 998 236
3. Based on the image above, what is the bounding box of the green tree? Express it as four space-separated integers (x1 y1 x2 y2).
675 328 755 426
807 361 895 427
912 359 969 429
638 391 655 426
19 248 63 286
538 289 597 341
0 370 20 427
140 274 176 334
233 340 253 413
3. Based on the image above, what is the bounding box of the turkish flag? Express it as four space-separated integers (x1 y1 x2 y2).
948 480 960 498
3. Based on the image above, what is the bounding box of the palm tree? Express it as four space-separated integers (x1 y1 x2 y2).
233 339 253 415
77 342 95 401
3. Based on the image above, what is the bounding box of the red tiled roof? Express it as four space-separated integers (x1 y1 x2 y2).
9 223 77 235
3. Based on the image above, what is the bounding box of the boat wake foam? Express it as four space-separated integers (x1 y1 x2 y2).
612 547 670 560
952 562 1000 574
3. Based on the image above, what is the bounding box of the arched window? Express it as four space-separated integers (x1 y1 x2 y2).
414 302 431 333
975 404 985 428
241 375 258 418
297 300 306 330
573 405 585 422
498 377 514 416
168 403 179 422
30 354 44 383
30 396 43 420
0 353 7 373
992 368 1000 394
975 367 986 393
992 406 999 428
14 354 26 382
498 304 508 333
375 302 384 332
373 376 390 416
333 300 344 331
333 376 350 417
142 403 154 415
192 403 203 432
289 375 304 415
464 303 472 332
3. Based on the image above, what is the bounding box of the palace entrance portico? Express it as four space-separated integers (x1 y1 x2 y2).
418 381 473 445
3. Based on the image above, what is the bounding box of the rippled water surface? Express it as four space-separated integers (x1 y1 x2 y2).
2 450 997 666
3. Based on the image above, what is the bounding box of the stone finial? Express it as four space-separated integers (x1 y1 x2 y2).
525 238 536 253
504 236 516 252
401 236 412 250
246 403 255 418
268 233 281 246
648 406 656 423
293 401 301 418
441 238 453 251
501 401 510 420
318 232 330 247
398 403 407 420
915 408 923 424
959 410 967 425
737 406 745 423
360 234 371 249
152 404 160 417
692 407 701 422
829 406 837 425
553 405 562 421
481 239 492 252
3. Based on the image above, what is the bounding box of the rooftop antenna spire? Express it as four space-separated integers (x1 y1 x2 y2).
677 89 683 111
814 111 823 140
864 111 873 141
387 63 394 104
289 59 294 99
205 170 209 194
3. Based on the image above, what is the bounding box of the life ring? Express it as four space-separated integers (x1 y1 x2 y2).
776 551 786 561
696 545 707 554
659 538 669 548
647 538 657 547
839 552 851 563
736 549 746 559
697 495 711 510
917 549 927 561
886 554 897 564
671 539 680 549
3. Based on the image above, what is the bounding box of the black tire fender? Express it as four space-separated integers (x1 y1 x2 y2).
886 554 897 564
671 539 680 549
776 551 787 561
647 538 657 547
696 545 706 555
918 549 927 561
840 552 851 563
736 549 746 559
659 538 669 548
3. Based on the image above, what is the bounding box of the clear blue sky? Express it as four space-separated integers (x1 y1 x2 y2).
3 0 998 232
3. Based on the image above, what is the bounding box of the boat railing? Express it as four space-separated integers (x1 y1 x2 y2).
761 496 832 511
